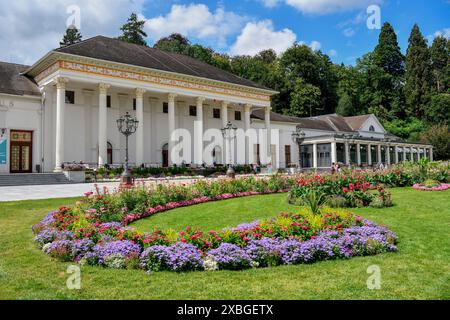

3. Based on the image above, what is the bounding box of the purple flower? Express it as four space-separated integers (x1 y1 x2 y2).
93 240 141 265
34 228 74 248
72 239 95 261
140 242 203 272
99 222 123 229
44 240 73 261
206 243 253 270
232 220 260 232
245 238 283 267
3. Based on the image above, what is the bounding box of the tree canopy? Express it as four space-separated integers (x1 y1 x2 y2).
118 13 148 46
60 27 82 47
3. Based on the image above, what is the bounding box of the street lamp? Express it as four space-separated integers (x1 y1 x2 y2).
221 121 238 178
116 112 139 188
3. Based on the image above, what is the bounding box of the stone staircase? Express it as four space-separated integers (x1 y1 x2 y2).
0 173 73 187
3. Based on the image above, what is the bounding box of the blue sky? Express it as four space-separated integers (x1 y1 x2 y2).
140 0 450 64
0 0 448 65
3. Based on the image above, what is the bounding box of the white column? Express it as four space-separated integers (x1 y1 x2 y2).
410 146 414 162
356 143 361 166
194 97 205 166
377 145 382 164
344 142 350 165
265 107 272 165
394 146 399 164
430 147 433 161
313 143 318 168
98 83 110 167
331 141 337 164
386 145 391 166
221 101 229 165
244 104 252 165
54 77 68 172
168 93 177 166
135 88 145 167
368 144 372 166
403 146 407 162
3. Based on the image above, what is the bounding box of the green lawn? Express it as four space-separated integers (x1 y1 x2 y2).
0 188 449 300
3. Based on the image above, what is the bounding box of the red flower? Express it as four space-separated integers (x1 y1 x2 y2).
343 187 349 193
181 238 187 243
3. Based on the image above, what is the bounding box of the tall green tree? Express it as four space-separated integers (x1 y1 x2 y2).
373 22 405 77
425 93 450 126
154 33 190 53
420 125 450 160
280 44 338 115
404 24 432 117
288 79 322 117
430 36 449 93
60 27 82 47
336 92 355 116
362 22 406 120
118 13 148 46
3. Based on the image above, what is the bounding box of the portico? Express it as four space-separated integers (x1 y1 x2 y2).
295 134 433 170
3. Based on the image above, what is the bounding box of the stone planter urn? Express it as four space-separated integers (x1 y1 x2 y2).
63 170 86 183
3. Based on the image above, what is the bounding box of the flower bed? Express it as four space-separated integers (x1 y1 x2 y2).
412 183 450 191
33 205 397 272
289 175 393 208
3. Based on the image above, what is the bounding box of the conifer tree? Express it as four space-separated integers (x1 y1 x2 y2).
118 13 148 46
60 27 82 47
404 24 432 117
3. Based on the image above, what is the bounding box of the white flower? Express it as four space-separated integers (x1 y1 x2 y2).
203 256 219 271
42 243 52 253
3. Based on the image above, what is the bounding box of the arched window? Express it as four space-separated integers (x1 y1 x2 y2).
369 125 375 132
162 143 169 167
107 142 113 165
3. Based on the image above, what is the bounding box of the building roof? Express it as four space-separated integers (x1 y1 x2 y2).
0 62 40 97
251 110 357 132
52 36 273 91
344 114 372 131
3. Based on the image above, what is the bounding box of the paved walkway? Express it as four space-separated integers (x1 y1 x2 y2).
0 174 273 202
0 182 121 202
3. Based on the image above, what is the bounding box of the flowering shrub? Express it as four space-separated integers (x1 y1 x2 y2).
93 240 141 268
44 240 73 261
140 243 204 272
412 183 450 191
206 243 253 270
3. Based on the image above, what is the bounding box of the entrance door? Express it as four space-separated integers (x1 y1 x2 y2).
162 143 169 167
10 130 33 173
284 145 291 167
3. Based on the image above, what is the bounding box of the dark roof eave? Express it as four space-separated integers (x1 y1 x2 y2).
25 51 279 96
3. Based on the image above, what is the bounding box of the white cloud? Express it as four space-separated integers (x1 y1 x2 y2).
342 28 356 37
145 4 248 48
328 49 337 57
285 0 382 15
432 28 450 39
230 20 297 56
298 40 322 51
259 0 281 8
0 0 144 65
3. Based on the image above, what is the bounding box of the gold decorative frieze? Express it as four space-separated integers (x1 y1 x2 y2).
36 60 271 102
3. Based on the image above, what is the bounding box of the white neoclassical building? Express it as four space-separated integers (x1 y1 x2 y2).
0 36 433 174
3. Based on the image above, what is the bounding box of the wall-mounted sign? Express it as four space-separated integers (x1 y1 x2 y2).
0 128 7 165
